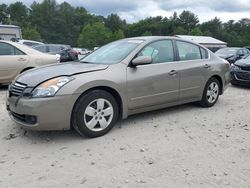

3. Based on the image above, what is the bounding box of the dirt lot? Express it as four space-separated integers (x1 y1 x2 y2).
0 85 249 188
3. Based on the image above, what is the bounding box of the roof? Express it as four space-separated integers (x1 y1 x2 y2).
0 24 20 29
176 35 227 45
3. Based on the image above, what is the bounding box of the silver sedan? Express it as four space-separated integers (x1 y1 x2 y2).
6 36 230 137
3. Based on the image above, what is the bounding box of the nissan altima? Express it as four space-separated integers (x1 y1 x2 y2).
6 36 230 137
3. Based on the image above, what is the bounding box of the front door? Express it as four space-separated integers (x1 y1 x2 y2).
127 40 180 109
0 42 29 83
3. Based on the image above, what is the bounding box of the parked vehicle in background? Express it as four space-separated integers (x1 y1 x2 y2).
17 39 44 47
34 44 78 62
6 36 230 137
215 47 250 64
73 48 91 55
0 41 59 84
231 54 250 86
244 46 250 51
59 48 78 62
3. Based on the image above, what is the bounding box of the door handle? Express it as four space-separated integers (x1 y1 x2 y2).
169 70 178 76
204 64 211 68
18 58 26 61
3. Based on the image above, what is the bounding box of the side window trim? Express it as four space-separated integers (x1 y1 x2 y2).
0 42 25 56
131 39 176 66
175 39 208 61
14 46 26 55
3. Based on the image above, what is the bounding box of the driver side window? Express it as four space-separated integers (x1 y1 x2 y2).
138 40 174 64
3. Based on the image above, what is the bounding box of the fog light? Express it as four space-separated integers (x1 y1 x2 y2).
25 115 37 124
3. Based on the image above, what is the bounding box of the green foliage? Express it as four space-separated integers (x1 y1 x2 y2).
0 4 9 24
7 2 28 27
78 22 112 49
190 27 203 36
142 31 152 36
105 13 126 32
1 0 250 48
22 26 41 41
112 29 125 40
178 11 199 32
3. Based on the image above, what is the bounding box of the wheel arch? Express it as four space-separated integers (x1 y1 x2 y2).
210 75 223 95
70 86 124 130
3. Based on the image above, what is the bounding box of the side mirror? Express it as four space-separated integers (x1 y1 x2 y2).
131 56 152 66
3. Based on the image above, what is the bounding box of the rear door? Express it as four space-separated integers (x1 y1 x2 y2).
127 40 180 109
0 42 29 83
175 40 210 101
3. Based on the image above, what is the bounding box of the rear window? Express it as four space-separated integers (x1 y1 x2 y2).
200 47 208 59
176 41 201 61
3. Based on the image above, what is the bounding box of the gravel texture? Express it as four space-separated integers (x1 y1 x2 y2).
0 85 249 188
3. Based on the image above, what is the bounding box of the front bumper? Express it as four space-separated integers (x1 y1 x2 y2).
6 94 79 131
230 71 250 86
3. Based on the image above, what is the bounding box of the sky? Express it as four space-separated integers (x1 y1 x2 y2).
2 0 250 23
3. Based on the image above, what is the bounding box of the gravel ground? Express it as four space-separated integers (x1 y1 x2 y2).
0 85 250 188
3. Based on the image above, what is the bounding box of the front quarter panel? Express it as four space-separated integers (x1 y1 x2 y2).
57 63 128 118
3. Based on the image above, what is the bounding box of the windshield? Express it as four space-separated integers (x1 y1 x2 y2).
81 40 144 64
215 48 238 56
244 54 250 59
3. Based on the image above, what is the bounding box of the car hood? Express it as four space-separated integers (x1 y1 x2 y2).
216 53 234 59
235 59 250 67
15 62 108 86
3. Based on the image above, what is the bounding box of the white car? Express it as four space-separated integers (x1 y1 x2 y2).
17 39 44 47
0 40 59 84
73 48 92 55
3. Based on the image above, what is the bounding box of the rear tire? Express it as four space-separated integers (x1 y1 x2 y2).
72 90 118 138
200 77 220 107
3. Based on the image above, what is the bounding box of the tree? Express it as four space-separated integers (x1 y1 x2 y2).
142 31 152 36
7 2 28 27
200 17 222 38
112 29 125 40
178 11 199 32
22 26 41 41
105 13 126 32
0 4 9 24
78 22 112 49
190 27 203 36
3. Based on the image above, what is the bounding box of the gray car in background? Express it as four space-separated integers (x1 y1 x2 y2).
6 36 230 137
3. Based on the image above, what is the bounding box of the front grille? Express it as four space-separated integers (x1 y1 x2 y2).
235 72 250 80
9 82 27 97
241 66 250 71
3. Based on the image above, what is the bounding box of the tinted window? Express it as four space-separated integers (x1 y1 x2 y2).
138 40 174 64
0 43 24 55
243 49 249 54
176 41 201 61
23 42 40 46
48 45 62 52
200 47 208 59
238 49 244 55
35 45 46 53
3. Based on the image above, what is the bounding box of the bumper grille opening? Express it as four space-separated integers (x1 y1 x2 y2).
9 82 27 97
235 73 250 81
241 67 250 71
11 111 37 125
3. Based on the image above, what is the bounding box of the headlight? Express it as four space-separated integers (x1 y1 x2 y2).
230 64 241 71
32 76 74 98
56 54 61 63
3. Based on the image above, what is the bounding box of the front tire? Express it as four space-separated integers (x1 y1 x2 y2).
72 90 118 138
200 77 220 107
